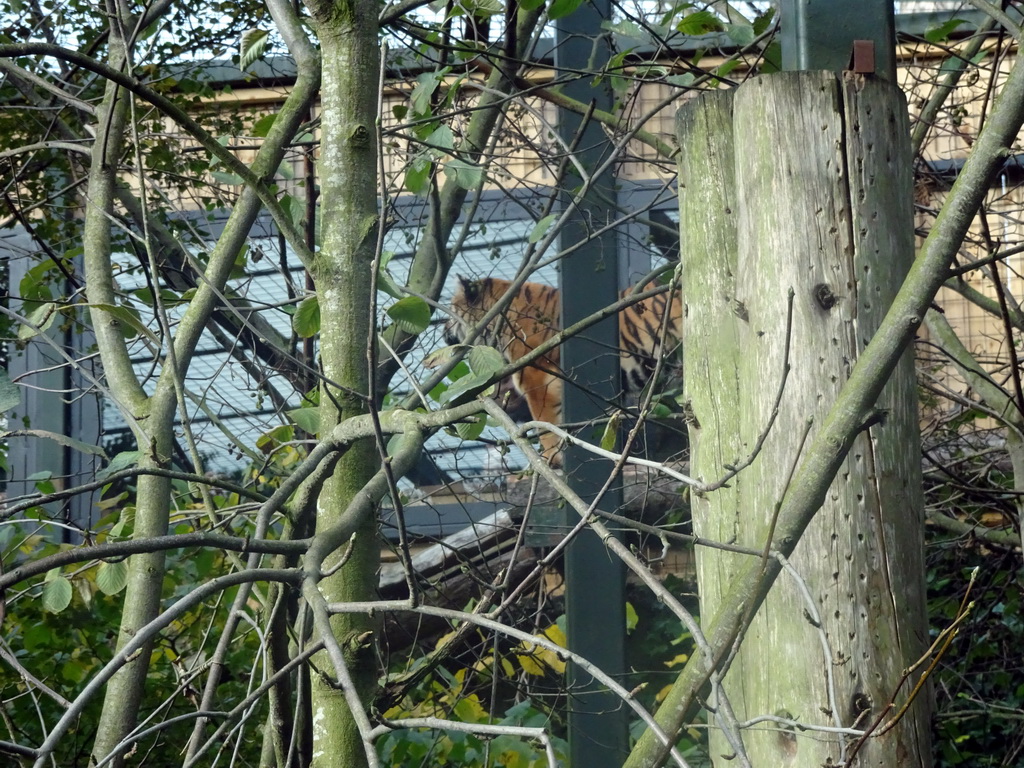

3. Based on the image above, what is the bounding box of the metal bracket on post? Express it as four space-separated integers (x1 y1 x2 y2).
848 40 876 75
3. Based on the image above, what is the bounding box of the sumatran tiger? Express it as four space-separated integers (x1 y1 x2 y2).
444 275 683 463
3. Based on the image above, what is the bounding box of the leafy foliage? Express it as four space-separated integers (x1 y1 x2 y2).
3 0 1023 766
0 525 264 766
923 432 1024 767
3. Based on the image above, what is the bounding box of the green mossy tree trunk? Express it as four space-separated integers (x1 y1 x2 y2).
302 1 381 766
678 72 930 766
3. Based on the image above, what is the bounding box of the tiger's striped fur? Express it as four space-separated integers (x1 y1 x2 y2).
444 275 683 462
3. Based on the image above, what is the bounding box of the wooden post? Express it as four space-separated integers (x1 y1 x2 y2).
677 71 930 765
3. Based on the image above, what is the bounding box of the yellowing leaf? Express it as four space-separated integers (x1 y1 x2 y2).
453 694 486 722
540 647 566 674
434 629 457 651
626 601 639 632
516 653 546 676
541 623 566 647
516 626 567 675
665 653 689 668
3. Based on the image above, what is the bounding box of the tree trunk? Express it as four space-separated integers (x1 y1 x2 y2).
679 72 930 766
83 29 176 767
303 1 381 766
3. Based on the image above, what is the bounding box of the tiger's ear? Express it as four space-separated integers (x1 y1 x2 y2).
459 275 481 305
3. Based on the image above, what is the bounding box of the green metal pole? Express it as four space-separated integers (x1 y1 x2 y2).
781 0 896 81
555 0 628 765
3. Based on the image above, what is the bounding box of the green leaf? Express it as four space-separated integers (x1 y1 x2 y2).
528 214 557 244
468 345 505 377
427 124 455 153
548 0 584 20
650 401 673 419
293 295 321 338
405 155 432 196
667 73 696 88
455 418 486 441
239 28 269 71
443 159 483 190
760 40 782 74
726 23 755 47
62 659 90 684
715 59 740 78
377 252 404 299
518 0 545 9
600 410 621 452
19 258 60 302
97 560 129 595
603 19 645 42
256 424 294 451
461 0 501 15
194 549 217 578
88 303 160 343
752 7 775 36
210 171 244 186
28 471 54 495
42 573 72 613
2 429 107 458
17 302 58 340
132 286 182 306
676 10 721 36
0 368 20 414
280 193 306 232
925 18 968 44
252 113 277 138
411 69 449 117
423 344 461 371
288 406 321 435
110 517 131 539
97 450 142 482
439 371 493 405
625 601 639 632
386 296 432 334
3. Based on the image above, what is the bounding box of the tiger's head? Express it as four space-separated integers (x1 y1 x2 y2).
444 276 492 347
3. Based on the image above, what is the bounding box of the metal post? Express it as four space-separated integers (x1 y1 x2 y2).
781 0 896 81
5 244 100 537
554 2 628 765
